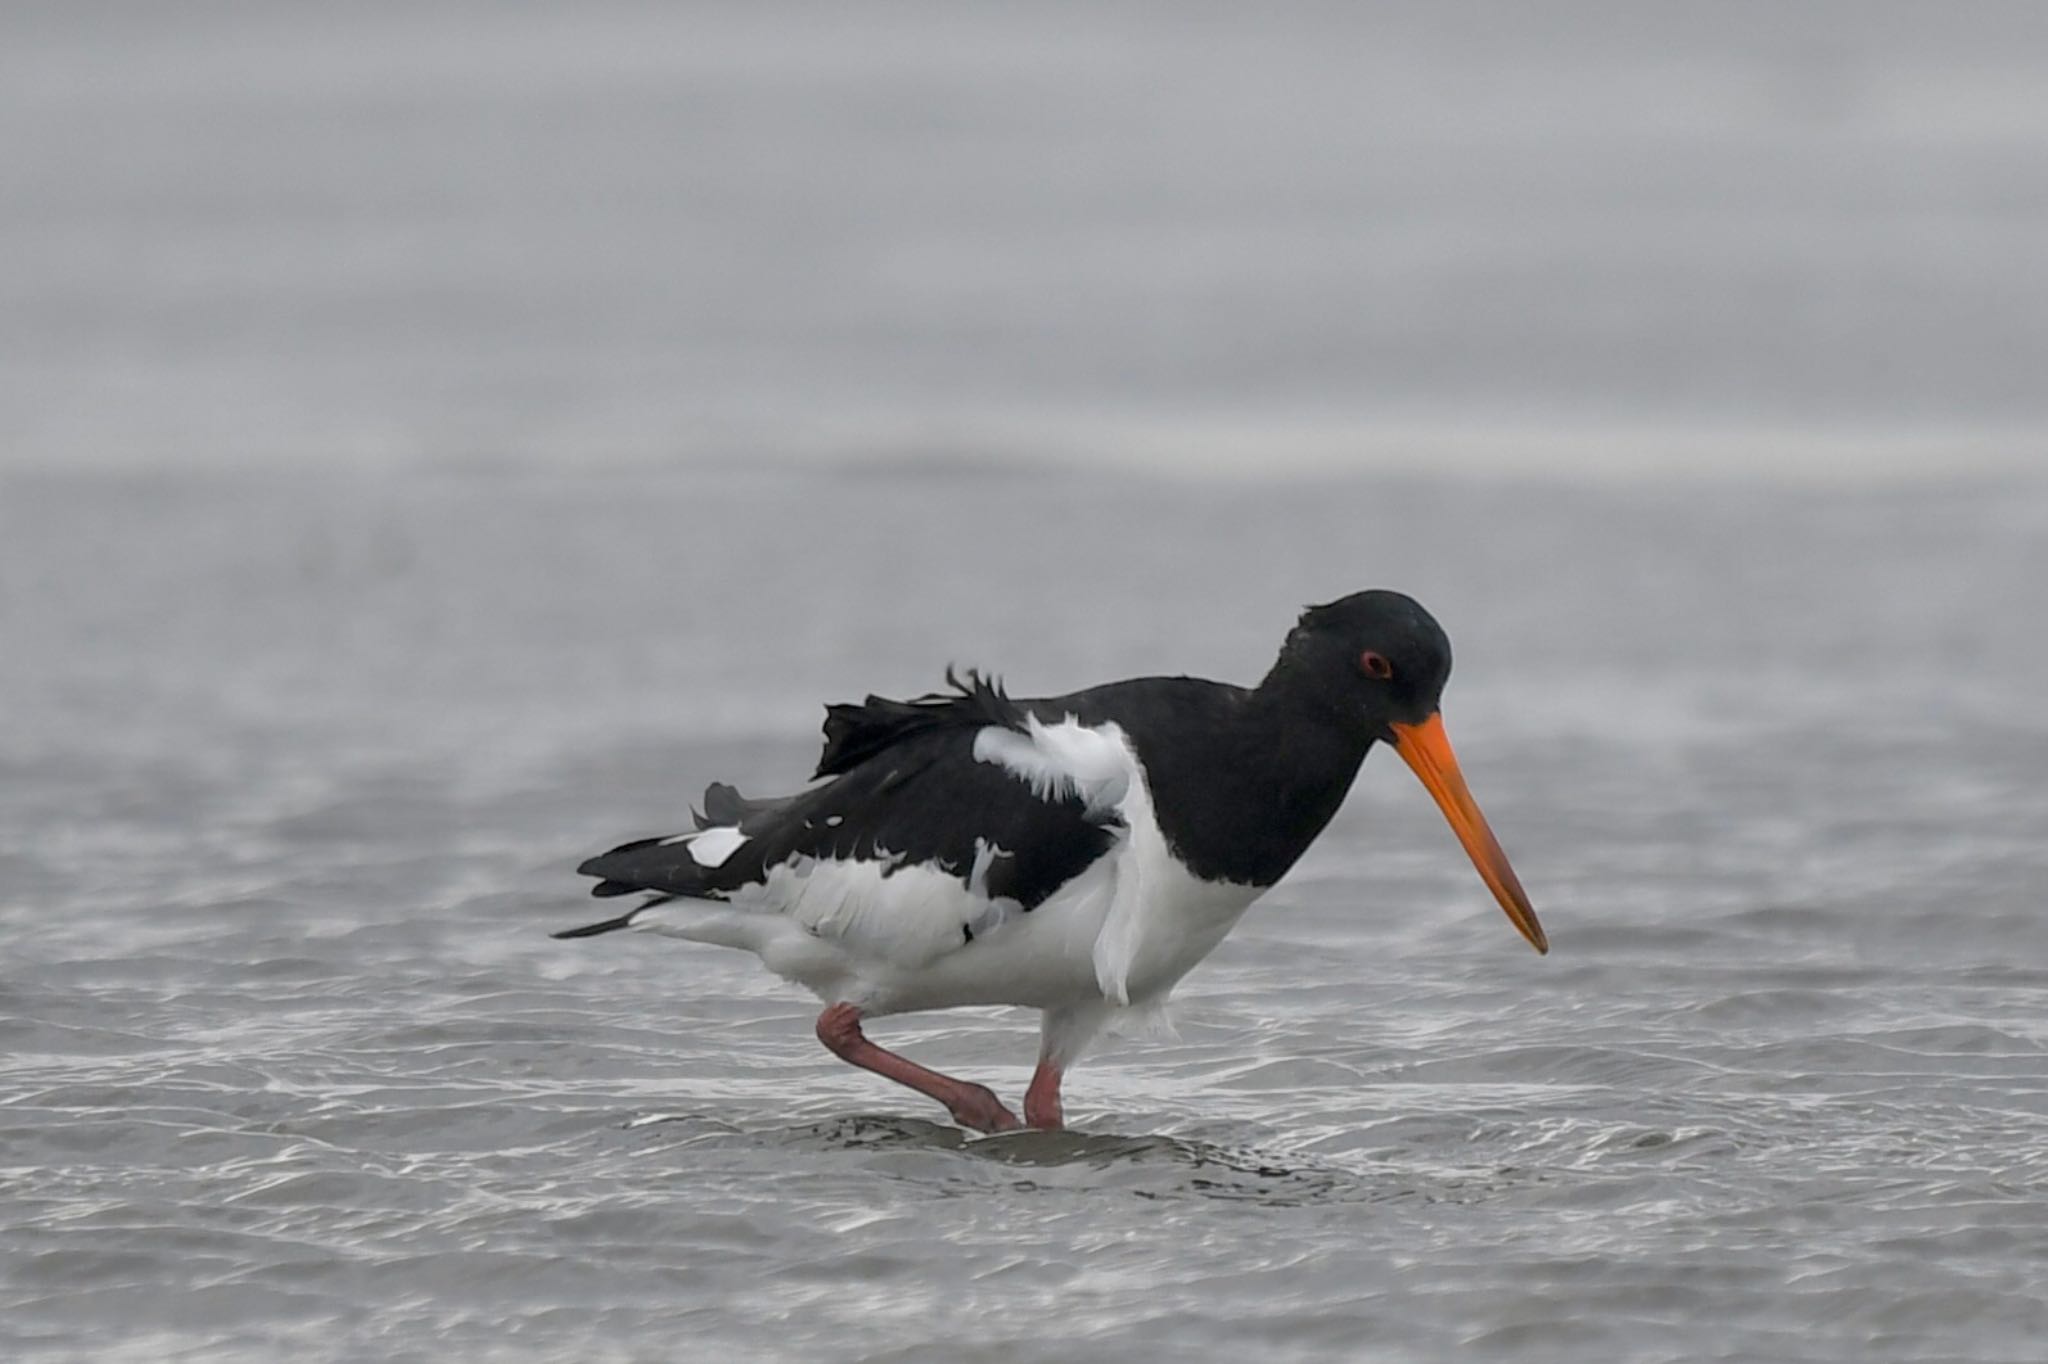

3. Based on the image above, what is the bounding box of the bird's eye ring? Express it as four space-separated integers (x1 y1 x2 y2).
1360 651 1394 680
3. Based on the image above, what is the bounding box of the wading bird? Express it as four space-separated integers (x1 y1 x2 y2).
560 590 1546 1131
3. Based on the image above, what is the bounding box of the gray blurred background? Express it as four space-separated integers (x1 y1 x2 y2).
4 0 2046 478
7 7 2048 1362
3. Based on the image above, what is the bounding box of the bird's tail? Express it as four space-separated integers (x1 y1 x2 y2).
550 894 678 939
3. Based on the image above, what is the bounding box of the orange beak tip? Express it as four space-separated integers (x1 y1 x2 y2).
1388 713 1548 959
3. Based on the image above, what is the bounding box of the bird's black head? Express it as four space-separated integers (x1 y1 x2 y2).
1276 589 1454 735
1269 588 1549 956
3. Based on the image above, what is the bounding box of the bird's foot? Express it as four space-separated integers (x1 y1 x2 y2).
1023 1060 1064 1129
948 1085 1022 1133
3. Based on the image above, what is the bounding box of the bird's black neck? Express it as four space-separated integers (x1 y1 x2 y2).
1078 662 1376 887
1229 656 1378 881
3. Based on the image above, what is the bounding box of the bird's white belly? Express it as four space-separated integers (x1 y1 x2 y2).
630 860 1261 1007
849 853 1264 1016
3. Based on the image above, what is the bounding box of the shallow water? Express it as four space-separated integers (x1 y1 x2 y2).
4 466 2047 1361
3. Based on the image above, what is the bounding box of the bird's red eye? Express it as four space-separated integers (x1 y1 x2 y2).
1360 651 1394 680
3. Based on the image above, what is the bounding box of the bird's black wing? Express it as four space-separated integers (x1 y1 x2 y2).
563 671 1122 948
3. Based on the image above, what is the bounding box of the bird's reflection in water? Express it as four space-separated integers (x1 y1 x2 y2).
620 1108 1558 1207
778 1113 1360 1205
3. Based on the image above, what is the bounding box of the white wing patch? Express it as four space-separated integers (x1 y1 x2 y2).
972 715 1131 818
660 824 750 868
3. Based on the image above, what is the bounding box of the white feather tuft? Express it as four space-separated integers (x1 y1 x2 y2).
972 716 1131 818
970 714 1163 1004
1104 997 1180 1043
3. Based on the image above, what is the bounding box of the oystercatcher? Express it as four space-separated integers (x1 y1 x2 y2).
560 590 1546 1132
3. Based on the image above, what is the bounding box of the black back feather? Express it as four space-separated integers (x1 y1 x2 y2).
568 665 1115 922
814 666 1024 779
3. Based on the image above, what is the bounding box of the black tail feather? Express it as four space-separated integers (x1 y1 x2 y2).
581 835 666 870
551 894 679 939
698 781 791 829
551 909 642 939
577 836 710 898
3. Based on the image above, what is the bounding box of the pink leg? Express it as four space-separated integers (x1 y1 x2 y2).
1023 1060 1064 1130
815 1004 1020 1133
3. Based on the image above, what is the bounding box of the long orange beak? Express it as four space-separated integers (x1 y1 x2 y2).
1388 713 1548 954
